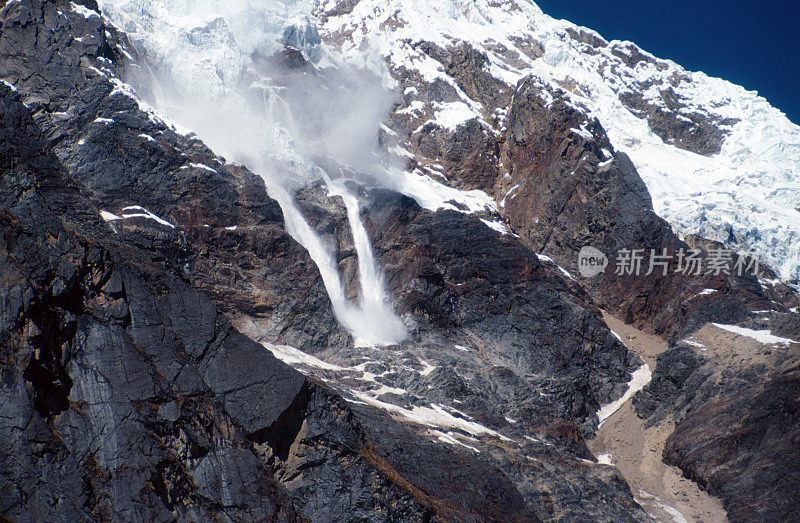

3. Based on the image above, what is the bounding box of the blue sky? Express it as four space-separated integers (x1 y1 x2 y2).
535 0 800 124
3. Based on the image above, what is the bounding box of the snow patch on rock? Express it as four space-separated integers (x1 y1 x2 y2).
597 363 652 427
711 323 798 346
101 205 175 228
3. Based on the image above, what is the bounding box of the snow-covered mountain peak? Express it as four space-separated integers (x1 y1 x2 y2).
318 0 800 284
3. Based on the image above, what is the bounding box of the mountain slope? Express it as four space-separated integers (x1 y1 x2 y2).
319 0 800 285
0 1 650 520
2 0 799 521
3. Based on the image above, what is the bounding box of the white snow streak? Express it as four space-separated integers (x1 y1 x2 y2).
597 363 652 427
711 323 798 345
100 205 175 228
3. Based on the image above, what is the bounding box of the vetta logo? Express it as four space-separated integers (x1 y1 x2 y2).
577 246 608 278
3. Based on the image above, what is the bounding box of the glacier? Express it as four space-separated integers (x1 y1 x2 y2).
320 0 800 285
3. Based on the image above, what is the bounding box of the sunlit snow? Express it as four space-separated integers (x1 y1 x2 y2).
711 323 798 345
597 363 652 427
322 0 800 285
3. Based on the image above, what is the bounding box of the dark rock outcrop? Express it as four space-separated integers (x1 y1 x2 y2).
0 78 438 521
617 87 738 156
353 402 648 522
362 189 636 416
0 0 350 353
632 346 707 425
662 367 800 522
633 329 800 522
497 76 795 342
379 40 511 193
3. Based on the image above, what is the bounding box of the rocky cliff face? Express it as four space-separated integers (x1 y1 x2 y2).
495 77 797 341
0 66 440 521
338 5 798 343
0 0 350 354
2 0 799 521
319 0 800 285
634 317 800 522
0 1 649 520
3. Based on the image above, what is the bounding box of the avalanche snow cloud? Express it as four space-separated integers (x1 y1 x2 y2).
100 0 800 287
99 0 410 346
